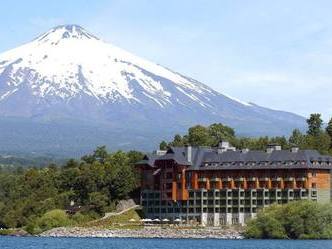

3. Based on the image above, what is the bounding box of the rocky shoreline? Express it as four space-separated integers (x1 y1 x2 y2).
40 227 244 239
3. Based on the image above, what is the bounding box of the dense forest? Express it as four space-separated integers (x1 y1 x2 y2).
0 113 331 234
0 148 143 233
160 113 332 156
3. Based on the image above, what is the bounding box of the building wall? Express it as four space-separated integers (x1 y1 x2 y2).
140 166 331 226
141 187 318 226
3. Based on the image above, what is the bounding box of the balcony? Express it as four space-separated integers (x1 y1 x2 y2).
210 177 220 182
284 177 295 181
222 177 232 182
259 177 269 181
296 177 306 181
247 177 257 182
272 177 282 182
234 177 245 182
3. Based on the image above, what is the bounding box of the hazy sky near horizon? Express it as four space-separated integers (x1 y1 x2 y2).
1 0 332 121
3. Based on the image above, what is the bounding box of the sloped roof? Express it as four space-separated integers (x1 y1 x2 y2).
136 153 160 167
137 146 332 170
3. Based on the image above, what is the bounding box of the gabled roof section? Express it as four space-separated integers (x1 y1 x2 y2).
136 153 160 167
155 147 191 166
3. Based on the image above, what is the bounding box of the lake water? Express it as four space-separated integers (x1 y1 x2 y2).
0 237 332 249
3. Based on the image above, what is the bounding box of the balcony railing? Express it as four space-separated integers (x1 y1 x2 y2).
284 177 295 181
198 177 207 182
210 177 220 182
247 177 257 181
222 177 232 182
259 177 269 181
296 177 306 181
272 177 282 182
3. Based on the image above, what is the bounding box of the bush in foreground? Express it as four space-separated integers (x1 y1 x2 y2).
245 201 332 239
26 209 72 234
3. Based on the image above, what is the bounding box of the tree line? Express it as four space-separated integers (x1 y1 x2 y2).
160 113 332 156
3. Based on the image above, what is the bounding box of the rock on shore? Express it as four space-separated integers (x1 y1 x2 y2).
40 227 244 239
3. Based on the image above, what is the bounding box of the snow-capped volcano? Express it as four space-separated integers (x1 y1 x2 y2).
0 25 305 156
0 24 221 107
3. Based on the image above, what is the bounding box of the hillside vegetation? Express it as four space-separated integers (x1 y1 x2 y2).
0 148 143 234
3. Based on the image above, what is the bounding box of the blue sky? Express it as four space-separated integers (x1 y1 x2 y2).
1 0 332 121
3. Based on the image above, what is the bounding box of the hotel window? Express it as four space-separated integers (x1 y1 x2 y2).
312 171 317 177
312 183 317 188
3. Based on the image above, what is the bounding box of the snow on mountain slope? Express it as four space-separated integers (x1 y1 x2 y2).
0 25 306 155
0 25 226 109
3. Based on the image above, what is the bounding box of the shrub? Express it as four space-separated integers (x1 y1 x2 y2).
245 201 332 239
36 209 72 231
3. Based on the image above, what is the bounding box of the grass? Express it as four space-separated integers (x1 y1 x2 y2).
83 208 143 229
0 228 27 236
0 229 12 236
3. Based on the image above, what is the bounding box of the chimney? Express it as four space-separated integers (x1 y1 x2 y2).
186 146 192 163
266 144 281 153
241 148 250 153
291 147 299 153
217 141 236 153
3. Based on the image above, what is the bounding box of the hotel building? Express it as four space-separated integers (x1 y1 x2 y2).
136 142 332 226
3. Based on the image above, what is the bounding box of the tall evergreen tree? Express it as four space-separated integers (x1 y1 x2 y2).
326 118 332 138
289 129 305 147
326 117 332 148
159 141 168 150
307 113 323 136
